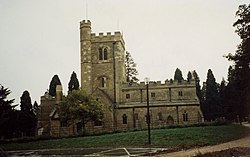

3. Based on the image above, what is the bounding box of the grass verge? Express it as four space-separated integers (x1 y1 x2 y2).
1 124 250 151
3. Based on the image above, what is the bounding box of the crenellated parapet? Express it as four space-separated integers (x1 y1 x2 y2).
90 31 125 49
122 79 196 89
80 20 91 28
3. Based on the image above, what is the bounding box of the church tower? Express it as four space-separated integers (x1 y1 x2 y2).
80 20 126 103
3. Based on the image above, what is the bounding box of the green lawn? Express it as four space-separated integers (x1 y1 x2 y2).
2 124 250 151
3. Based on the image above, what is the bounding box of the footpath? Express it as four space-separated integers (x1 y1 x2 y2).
160 123 250 157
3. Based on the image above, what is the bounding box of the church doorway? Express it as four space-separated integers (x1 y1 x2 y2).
167 116 174 125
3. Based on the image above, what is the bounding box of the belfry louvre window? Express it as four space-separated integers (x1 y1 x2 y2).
99 48 103 60
99 48 108 60
104 48 108 60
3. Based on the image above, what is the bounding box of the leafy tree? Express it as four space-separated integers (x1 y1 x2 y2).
174 68 184 82
203 69 221 120
59 89 103 134
226 4 250 120
187 71 192 82
49 75 62 97
68 71 80 92
125 51 139 83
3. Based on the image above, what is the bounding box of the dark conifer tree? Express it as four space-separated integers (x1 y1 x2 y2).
219 78 226 117
20 90 36 136
20 90 32 113
187 71 192 82
49 75 62 97
192 70 202 101
200 82 206 116
204 69 221 120
0 85 16 138
68 71 80 92
125 51 139 83
174 68 184 82
33 101 39 116
224 66 239 120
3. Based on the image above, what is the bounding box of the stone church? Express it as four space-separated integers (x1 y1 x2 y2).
37 20 203 137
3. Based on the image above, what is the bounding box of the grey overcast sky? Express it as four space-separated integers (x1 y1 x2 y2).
0 0 249 107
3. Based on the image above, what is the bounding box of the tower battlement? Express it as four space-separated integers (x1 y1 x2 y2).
122 79 196 89
91 32 125 46
80 20 91 26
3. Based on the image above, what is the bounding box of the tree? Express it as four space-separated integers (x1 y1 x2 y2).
192 70 202 101
204 69 221 120
187 71 192 82
223 66 239 120
125 51 139 83
226 4 250 120
20 90 32 113
59 89 103 134
219 78 226 117
68 71 80 92
33 101 39 116
0 85 16 138
174 68 184 82
0 85 15 119
49 75 62 97
19 90 37 136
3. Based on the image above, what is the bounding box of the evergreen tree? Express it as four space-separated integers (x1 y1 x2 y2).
174 68 184 82
20 90 32 113
226 4 250 120
192 70 202 101
219 78 227 117
20 90 37 136
200 82 206 115
204 69 221 120
224 66 239 120
49 75 62 97
187 71 192 82
68 71 80 92
0 85 16 138
33 101 39 116
125 51 139 83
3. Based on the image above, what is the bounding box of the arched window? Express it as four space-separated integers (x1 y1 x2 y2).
104 48 108 60
134 113 138 120
100 77 105 88
99 48 103 60
98 47 108 60
122 114 128 124
158 112 163 121
182 111 188 122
